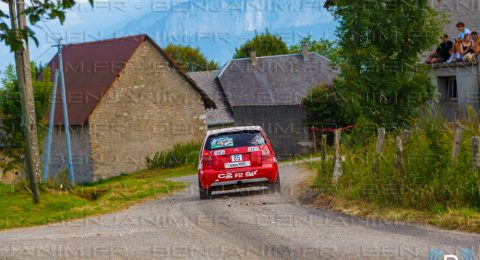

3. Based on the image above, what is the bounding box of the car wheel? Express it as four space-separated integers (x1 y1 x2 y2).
198 178 211 200
268 175 281 194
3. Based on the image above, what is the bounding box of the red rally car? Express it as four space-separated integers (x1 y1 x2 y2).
198 126 281 199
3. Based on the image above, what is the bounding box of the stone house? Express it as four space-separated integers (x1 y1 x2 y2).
189 48 336 157
45 34 215 183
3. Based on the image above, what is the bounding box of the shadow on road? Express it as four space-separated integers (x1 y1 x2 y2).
207 187 281 200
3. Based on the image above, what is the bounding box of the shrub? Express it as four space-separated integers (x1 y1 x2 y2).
0 63 52 161
145 141 201 169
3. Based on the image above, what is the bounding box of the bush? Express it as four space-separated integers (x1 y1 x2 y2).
145 141 201 169
316 109 480 210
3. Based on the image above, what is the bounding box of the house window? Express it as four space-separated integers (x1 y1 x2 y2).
446 77 457 100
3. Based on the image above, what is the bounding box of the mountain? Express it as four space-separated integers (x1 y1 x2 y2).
0 0 337 70
111 0 337 64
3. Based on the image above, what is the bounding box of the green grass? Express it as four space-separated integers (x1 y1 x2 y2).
0 166 195 230
146 141 201 169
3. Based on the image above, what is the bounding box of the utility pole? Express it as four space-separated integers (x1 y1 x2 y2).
43 41 75 187
8 0 41 203
55 41 75 187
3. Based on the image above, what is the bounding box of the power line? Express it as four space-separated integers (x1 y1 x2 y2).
33 46 53 62
41 20 56 39
34 24 56 42
34 20 61 43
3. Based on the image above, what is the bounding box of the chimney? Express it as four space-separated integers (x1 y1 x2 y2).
250 50 257 66
301 43 309 61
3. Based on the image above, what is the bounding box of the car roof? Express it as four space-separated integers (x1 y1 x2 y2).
206 126 263 136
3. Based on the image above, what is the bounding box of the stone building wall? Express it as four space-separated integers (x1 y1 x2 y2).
88 40 207 181
43 125 94 183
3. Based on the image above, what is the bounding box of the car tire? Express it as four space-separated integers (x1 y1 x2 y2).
199 178 211 200
268 175 281 194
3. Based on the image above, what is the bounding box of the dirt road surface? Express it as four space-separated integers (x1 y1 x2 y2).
0 162 478 260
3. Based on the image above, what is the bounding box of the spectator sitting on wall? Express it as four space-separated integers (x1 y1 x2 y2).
460 34 477 64
426 34 453 63
473 31 480 57
456 22 472 40
447 38 463 63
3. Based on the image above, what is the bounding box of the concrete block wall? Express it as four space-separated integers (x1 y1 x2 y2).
432 0 480 37
431 63 480 120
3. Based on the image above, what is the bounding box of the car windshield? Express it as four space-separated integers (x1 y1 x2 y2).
205 130 266 150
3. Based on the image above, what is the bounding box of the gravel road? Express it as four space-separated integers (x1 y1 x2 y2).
0 162 478 260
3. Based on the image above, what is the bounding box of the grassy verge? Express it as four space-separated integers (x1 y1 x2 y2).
0 166 195 230
321 196 480 233
301 161 480 233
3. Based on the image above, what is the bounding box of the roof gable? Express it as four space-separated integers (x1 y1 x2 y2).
48 34 215 125
217 53 337 107
188 70 234 126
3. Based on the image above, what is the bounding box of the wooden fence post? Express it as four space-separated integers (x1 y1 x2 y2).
451 124 464 162
333 129 342 183
312 128 317 153
472 137 480 169
321 134 327 161
375 128 386 154
395 136 404 172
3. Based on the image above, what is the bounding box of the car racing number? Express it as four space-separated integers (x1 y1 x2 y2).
231 154 242 162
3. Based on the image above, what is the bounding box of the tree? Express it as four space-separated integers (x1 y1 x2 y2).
164 44 219 72
329 0 445 129
233 30 289 58
0 63 52 153
289 36 341 64
302 83 352 128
